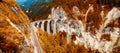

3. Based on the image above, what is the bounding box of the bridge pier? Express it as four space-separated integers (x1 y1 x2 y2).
47 20 51 34
53 19 58 34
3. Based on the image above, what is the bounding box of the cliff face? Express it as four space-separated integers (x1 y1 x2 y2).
0 0 32 53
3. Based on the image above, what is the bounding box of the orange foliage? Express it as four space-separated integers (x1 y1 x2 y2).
37 29 101 53
0 0 30 30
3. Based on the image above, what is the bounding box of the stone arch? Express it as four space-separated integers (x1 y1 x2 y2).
50 20 54 33
39 21 42 28
37 18 62 34
34 22 38 27
44 20 48 32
